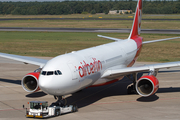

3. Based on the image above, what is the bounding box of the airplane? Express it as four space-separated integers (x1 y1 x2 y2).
0 0 180 104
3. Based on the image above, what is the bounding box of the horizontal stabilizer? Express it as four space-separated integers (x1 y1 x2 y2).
143 37 180 44
97 35 123 41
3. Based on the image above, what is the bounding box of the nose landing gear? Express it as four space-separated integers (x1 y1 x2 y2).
53 96 66 107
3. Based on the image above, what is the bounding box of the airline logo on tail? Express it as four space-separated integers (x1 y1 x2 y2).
138 7 142 35
129 0 142 39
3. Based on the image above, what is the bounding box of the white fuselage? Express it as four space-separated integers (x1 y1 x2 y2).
38 39 139 96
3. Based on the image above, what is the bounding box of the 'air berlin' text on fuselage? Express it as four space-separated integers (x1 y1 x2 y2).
78 58 102 78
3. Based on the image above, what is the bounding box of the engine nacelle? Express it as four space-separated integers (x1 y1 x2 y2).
22 72 40 93
135 75 159 97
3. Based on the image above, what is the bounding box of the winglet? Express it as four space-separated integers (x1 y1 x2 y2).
128 0 142 39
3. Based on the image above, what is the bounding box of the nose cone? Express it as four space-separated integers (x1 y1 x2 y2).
38 55 80 96
38 75 54 94
38 73 75 96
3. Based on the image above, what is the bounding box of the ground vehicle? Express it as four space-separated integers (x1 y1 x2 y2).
26 101 78 118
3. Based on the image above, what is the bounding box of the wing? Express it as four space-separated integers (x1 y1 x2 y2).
0 52 48 68
101 61 180 78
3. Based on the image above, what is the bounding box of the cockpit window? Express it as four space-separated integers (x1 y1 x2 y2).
47 71 53 75
55 71 58 75
57 70 62 75
41 71 46 75
41 70 62 76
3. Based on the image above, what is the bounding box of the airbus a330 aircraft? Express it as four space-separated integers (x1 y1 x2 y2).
0 0 180 103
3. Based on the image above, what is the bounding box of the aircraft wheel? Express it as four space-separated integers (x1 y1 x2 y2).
55 109 61 116
127 84 136 94
75 105 78 112
56 111 59 116
73 105 78 112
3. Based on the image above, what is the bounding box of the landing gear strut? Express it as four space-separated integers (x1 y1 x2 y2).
126 73 138 94
54 95 66 107
53 95 78 112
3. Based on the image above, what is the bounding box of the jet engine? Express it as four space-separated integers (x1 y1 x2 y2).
135 75 159 97
22 72 40 92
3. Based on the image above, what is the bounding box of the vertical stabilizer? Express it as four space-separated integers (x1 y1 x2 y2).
128 0 143 39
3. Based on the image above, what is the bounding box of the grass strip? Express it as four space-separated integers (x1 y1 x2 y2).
0 20 180 30
0 31 180 62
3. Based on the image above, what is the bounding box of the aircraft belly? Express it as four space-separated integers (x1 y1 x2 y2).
91 76 124 86
80 72 101 88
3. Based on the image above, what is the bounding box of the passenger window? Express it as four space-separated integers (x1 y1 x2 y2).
55 71 58 75
47 71 53 75
57 70 62 75
41 71 46 75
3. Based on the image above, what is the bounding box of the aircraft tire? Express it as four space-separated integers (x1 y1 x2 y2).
73 105 78 112
127 85 135 94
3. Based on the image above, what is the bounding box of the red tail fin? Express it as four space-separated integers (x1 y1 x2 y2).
128 0 143 39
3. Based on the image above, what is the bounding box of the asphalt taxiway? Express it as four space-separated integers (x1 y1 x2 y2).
0 27 180 34
0 18 180 21
0 57 180 120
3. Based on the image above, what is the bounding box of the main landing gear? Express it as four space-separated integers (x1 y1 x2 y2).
126 73 138 94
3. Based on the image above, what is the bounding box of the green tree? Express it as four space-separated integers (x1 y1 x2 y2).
0 1 179 15
91 9 96 14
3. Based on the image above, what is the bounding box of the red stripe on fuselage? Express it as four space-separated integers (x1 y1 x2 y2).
128 36 143 67
132 35 143 49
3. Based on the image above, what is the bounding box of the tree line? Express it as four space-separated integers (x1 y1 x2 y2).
0 1 179 15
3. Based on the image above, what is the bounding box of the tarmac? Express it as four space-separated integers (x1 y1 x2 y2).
0 57 180 120
0 18 180 21
0 27 180 34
